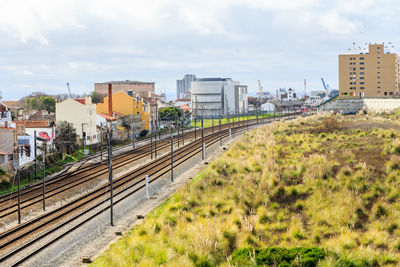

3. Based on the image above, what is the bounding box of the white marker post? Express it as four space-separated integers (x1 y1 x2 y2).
145 174 150 199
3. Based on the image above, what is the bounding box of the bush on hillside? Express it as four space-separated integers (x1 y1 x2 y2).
231 247 326 266
316 117 340 133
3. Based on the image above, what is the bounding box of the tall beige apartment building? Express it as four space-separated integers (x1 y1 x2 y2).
339 43 400 98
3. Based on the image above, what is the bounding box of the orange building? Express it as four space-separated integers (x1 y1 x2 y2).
96 91 150 130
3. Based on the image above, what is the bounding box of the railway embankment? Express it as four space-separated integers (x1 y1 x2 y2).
91 113 400 266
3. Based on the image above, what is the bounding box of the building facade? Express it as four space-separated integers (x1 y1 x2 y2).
339 43 400 98
0 126 16 171
191 78 248 117
56 97 98 145
96 91 150 130
176 74 196 99
94 80 155 96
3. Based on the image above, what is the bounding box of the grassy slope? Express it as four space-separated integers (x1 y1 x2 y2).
92 114 400 266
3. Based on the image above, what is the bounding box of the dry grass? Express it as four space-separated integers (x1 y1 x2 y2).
92 114 400 267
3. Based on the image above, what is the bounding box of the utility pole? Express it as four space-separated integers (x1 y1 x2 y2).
17 168 21 224
34 130 37 179
170 127 174 182
132 123 136 149
177 119 180 148
219 107 222 146
81 123 86 154
150 124 153 160
107 128 114 226
232 113 235 138
201 116 205 160
182 111 185 146
100 122 103 160
15 146 21 224
42 151 46 211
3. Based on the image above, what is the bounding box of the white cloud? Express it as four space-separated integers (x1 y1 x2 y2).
0 0 399 99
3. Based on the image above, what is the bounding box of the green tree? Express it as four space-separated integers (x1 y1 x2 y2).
159 107 182 121
55 121 77 157
40 96 56 113
25 97 40 110
90 91 105 104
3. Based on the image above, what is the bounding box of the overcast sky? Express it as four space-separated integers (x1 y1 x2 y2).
0 0 399 100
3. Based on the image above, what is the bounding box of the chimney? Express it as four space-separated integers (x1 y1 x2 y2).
108 83 112 116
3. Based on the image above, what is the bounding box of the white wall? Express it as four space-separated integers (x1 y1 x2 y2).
56 97 98 145
364 99 400 112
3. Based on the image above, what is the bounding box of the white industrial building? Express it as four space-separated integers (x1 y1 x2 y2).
191 78 248 116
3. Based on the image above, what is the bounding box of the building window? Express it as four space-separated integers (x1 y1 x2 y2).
360 77 364 79
384 92 387 95
360 67 365 70
360 82 365 84
360 87 365 89
360 72 365 75
377 61 380 64
390 92 393 95
360 62 364 65
378 81 381 84
377 76 380 78
360 57 364 60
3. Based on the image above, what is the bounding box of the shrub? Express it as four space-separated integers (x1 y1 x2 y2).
231 247 326 266
318 117 340 133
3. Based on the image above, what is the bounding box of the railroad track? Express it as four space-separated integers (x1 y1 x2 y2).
0 114 298 266
0 122 235 221
0 116 272 222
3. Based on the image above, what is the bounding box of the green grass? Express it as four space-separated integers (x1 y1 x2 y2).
92 114 400 267
191 113 278 128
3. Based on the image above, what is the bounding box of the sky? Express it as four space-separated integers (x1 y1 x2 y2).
0 0 399 101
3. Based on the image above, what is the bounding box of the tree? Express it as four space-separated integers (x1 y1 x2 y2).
25 97 40 110
159 107 182 121
55 121 77 157
40 96 56 113
90 91 105 104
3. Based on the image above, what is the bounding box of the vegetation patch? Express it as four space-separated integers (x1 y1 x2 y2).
231 247 326 266
92 114 400 266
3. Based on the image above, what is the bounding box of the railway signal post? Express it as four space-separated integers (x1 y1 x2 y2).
201 117 205 160
17 169 21 224
42 151 46 211
170 128 174 182
34 130 37 179
107 129 114 226
150 128 153 160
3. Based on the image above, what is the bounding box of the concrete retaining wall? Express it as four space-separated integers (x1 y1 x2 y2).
363 98 400 112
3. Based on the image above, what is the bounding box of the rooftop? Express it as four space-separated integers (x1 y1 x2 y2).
74 98 86 105
14 120 50 128
97 113 118 121
95 80 155 85
194 78 232 82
